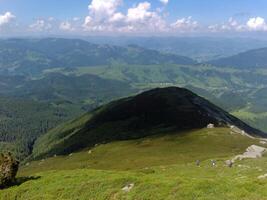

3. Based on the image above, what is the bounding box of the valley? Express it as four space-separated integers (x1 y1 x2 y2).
1 38 267 199
2 47 267 159
2 0 267 199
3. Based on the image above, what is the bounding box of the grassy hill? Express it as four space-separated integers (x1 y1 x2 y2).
1 88 267 199
30 87 265 160
21 128 259 174
210 47 267 68
2 128 267 199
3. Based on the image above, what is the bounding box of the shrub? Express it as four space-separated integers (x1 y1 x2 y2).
0 152 19 188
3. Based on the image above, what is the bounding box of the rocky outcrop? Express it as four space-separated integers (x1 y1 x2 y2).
233 145 266 161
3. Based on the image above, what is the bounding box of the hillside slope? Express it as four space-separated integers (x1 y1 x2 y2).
0 38 195 75
3 127 267 200
31 87 266 160
210 47 267 68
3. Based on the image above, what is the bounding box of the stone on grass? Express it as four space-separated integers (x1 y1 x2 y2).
122 183 134 192
260 141 267 145
258 174 267 179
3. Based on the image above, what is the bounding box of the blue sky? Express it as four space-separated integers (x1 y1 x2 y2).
1 0 267 36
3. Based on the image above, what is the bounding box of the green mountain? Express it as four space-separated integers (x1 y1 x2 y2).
85 36 267 61
210 47 267 68
5 87 266 200
0 38 195 75
31 87 265 160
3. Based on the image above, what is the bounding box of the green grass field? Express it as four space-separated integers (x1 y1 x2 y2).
2 128 267 199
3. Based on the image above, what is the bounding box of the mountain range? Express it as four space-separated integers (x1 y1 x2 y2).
0 38 195 75
2 37 267 199
85 36 267 61
2 38 267 161
210 47 267 68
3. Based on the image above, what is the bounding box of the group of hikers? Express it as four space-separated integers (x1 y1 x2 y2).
196 159 233 168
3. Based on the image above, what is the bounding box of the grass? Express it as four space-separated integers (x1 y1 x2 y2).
3 159 267 199
21 128 258 175
232 109 267 120
232 108 267 132
2 128 267 199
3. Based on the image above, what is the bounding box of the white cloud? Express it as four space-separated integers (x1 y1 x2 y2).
88 0 122 20
247 17 267 31
29 20 52 32
127 2 152 22
0 12 16 27
171 17 198 31
109 12 125 23
83 0 123 31
208 17 245 32
125 2 167 32
160 0 169 5
220 18 240 31
83 0 167 33
83 16 93 30
208 17 267 33
59 21 74 31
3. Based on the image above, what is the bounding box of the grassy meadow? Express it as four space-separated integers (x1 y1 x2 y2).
2 128 267 199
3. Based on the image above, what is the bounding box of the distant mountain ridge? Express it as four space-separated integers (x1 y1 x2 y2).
31 87 266 160
0 38 195 75
85 36 267 61
210 47 267 68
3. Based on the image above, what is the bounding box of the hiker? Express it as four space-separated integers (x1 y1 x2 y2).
211 160 216 167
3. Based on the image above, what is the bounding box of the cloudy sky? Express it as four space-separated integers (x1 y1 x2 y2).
1 0 267 36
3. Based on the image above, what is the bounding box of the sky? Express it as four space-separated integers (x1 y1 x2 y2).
1 0 267 37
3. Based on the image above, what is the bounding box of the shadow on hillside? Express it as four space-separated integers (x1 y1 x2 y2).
0 176 41 190
13 176 41 187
